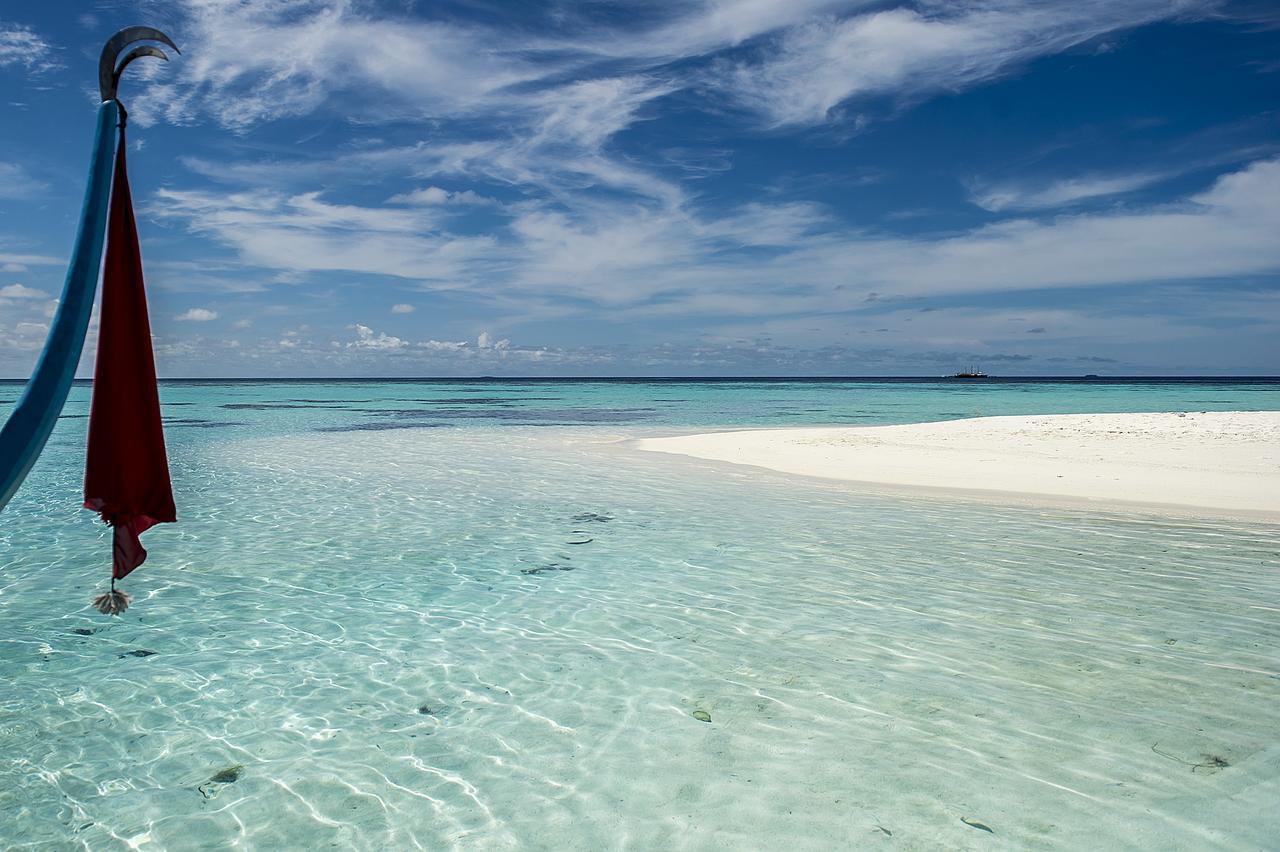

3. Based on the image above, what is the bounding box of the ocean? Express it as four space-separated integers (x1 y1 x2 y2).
2 378 1278 849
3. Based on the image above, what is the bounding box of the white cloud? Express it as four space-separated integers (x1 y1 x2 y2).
390 303 415 314
387 186 491 206
176 307 219 321
393 186 450 206
0 283 45 299
349 323 408 350
122 0 1276 375
132 0 549 130
0 23 63 74
0 163 47 200
477 331 509 349
0 252 59 270
421 339 468 351
824 157 1280 297
714 1 1216 127
152 188 495 281
153 156 1280 317
603 0 867 60
529 76 677 151
968 171 1169 211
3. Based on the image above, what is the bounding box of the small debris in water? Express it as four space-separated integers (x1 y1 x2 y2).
119 649 157 658
567 537 593 545
417 705 434 715
572 513 613 523
1151 742 1231 773
72 628 95 636
521 562 575 575
874 825 892 836
692 710 712 723
961 817 993 833
198 764 244 799
210 765 243 784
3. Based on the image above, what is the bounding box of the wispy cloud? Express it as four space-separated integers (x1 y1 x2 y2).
0 21 63 75
0 162 48 200
176 307 218 321
155 153 1280 317
132 0 548 130
967 171 1170 211
751 157 1280 301
387 187 492 206
0 283 46 299
711 1 1218 126
151 188 495 281
25 0 1263 376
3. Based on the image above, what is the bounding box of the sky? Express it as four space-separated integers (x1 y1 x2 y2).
1 0 1278 377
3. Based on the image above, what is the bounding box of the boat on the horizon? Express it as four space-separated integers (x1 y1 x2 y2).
947 368 988 379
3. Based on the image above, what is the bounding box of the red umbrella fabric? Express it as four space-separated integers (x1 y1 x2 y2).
83 134 175 613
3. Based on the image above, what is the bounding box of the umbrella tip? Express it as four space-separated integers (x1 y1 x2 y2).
92 588 132 615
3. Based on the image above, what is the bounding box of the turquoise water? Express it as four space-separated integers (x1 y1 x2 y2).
2 379 1278 849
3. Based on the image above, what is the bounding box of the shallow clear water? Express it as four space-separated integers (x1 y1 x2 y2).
2 380 1278 850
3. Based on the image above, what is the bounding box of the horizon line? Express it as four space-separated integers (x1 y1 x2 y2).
3 374 1279 383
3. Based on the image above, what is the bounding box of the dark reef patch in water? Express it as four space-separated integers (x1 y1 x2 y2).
313 422 449 432
520 562 575 575
572 512 613 523
198 765 244 799
359 406 657 424
284 398 373 403
164 418 246 428
408 396 562 404
221 402 358 410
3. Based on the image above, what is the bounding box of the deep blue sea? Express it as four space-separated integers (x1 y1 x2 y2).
2 378 1278 849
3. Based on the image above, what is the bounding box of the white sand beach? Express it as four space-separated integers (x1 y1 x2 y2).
636 411 1280 519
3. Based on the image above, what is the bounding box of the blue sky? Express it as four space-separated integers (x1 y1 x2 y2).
1 0 1278 377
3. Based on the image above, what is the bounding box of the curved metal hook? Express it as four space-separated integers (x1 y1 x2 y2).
98 26 180 102
113 46 170 93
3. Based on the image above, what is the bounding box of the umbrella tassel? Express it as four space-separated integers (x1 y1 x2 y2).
93 573 132 615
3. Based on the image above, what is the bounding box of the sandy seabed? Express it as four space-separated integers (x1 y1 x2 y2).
635 411 1280 520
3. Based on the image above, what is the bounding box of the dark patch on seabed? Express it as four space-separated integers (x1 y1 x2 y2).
313 422 449 432
521 561 575 575
221 402 360 410
362 406 658 424
572 512 613 523
198 765 244 799
399 396 563 404
163 418 245 428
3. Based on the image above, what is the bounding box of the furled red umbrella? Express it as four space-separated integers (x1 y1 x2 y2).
0 28 178 614
83 133 176 615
